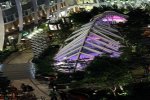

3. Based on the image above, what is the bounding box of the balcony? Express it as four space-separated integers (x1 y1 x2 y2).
0 0 10 3
22 1 33 11
23 8 34 17
4 13 18 24
37 0 45 6
3 6 17 16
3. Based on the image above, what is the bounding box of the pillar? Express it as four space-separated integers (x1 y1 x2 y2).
31 0 38 24
0 8 5 51
15 0 23 44
44 0 51 19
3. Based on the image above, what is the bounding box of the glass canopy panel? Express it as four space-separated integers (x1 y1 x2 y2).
82 47 101 56
67 54 78 61
56 43 82 57
79 54 91 60
57 48 80 60
86 37 119 52
84 42 112 54
102 15 126 23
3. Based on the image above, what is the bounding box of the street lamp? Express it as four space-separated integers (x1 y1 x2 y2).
8 36 16 50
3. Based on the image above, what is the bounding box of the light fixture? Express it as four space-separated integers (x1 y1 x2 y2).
32 17 35 21
40 12 43 16
12 25 15 30
28 19 31 23
6 28 9 32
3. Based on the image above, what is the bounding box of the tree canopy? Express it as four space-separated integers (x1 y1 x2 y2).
85 56 132 88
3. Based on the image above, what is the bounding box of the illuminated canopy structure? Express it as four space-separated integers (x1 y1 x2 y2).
54 11 128 72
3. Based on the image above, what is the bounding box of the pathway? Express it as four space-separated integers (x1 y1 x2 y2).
2 49 50 100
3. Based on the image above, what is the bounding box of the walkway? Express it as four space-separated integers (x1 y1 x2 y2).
2 49 51 100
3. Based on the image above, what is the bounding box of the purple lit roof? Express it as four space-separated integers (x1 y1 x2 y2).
54 11 127 72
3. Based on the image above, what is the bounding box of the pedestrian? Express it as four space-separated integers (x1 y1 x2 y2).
21 83 26 92
26 85 34 92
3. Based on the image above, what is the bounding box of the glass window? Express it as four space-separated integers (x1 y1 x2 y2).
23 10 29 16
0 1 13 10
76 0 95 4
21 0 30 5
4 14 15 22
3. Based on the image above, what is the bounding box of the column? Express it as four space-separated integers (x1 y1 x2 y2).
45 0 50 19
15 0 23 31
31 0 38 24
0 8 5 51
95 0 100 6
15 0 23 44
64 0 69 16
57 0 61 19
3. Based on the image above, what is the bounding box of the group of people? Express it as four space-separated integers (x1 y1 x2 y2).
21 83 34 93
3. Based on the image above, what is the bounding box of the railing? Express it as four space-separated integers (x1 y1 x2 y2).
4 13 18 24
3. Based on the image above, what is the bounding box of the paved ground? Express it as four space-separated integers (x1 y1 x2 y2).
2 63 33 80
2 49 51 100
3 49 33 64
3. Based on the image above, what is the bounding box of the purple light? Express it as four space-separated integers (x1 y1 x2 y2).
68 55 78 61
102 15 126 23
54 11 126 72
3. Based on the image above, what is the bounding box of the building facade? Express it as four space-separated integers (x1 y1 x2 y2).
0 0 47 51
0 0 104 51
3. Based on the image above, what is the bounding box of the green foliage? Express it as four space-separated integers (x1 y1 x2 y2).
122 8 150 43
54 29 73 44
32 45 59 74
70 11 92 24
85 56 132 88
38 23 49 32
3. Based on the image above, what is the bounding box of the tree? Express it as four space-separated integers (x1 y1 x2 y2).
85 56 132 96
32 45 59 74
69 11 92 24
122 8 150 43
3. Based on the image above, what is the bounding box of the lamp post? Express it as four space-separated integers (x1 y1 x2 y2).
8 36 16 50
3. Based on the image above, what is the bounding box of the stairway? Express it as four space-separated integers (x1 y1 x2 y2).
1 63 35 80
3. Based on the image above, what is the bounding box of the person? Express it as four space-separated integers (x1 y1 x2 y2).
59 91 68 100
50 91 57 100
49 78 55 89
51 96 57 100
26 85 34 92
21 83 26 92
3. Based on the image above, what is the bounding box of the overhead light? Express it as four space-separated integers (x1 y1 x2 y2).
12 26 15 30
32 17 35 21
6 28 9 32
40 12 43 16
28 19 30 23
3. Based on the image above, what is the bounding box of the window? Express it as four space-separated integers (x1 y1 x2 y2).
0 1 13 10
21 0 30 5
76 0 95 4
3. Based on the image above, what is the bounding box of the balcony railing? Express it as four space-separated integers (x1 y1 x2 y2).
23 8 34 17
3 6 17 16
22 1 33 11
37 0 45 6
4 13 18 24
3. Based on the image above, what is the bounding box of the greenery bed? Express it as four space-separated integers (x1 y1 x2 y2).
32 45 59 75
0 49 18 63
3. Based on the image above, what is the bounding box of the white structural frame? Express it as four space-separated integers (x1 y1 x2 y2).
54 11 128 72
